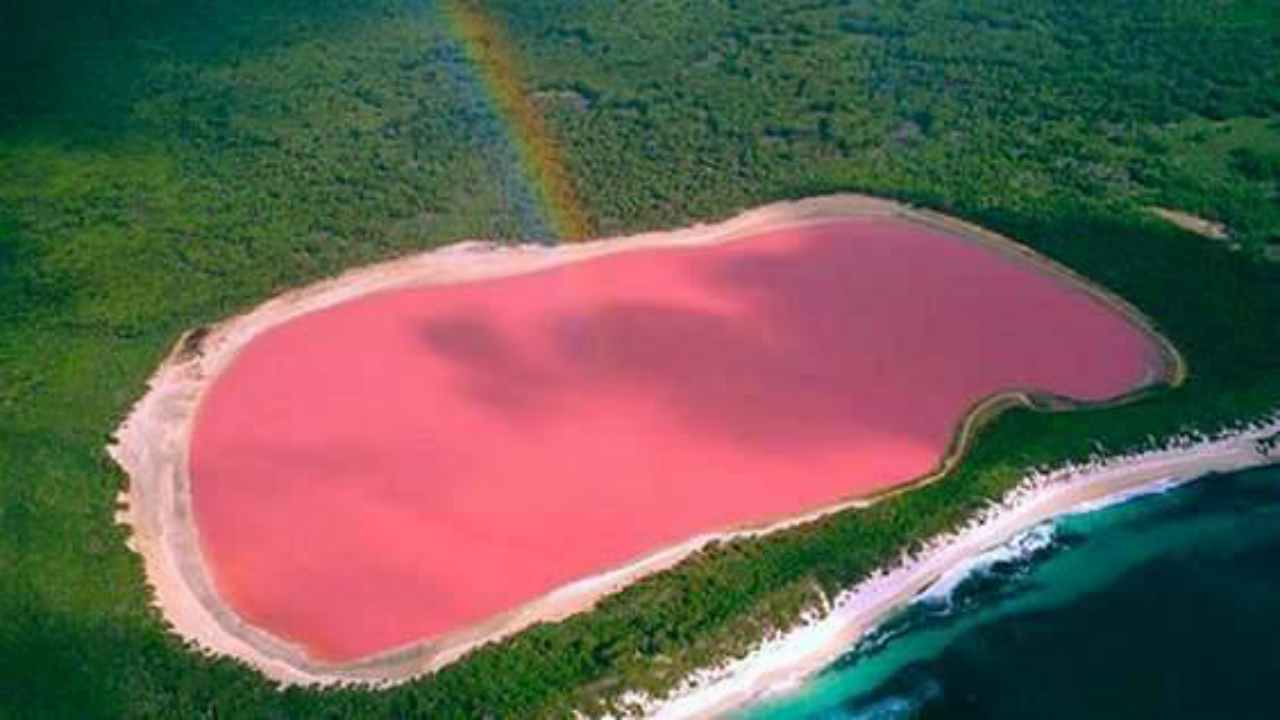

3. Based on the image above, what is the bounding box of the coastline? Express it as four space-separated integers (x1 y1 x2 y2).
106 193 1183 686
637 415 1280 720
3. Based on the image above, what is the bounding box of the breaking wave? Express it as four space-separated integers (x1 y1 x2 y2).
837 672 943 720
918 521 1066 609
833 521 1080 668
1067 475 1196 515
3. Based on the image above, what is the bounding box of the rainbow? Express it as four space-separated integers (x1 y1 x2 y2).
441 0 591 241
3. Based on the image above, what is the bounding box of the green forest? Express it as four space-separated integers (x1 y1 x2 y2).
2 0 1279 717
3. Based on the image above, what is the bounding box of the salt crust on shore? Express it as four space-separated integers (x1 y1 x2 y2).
620 414 1280 720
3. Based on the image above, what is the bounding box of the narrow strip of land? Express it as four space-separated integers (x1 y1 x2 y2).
648 419 1280 719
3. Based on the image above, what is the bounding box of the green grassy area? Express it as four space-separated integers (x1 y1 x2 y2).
2 1 1280 717
1143 116 1280 248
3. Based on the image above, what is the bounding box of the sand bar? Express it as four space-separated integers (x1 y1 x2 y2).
1150 206 1231 241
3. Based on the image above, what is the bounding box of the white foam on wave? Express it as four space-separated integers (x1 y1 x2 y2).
843 676 943 720
917 521 1058 608
1067 474 1195 515
844 522 1061 667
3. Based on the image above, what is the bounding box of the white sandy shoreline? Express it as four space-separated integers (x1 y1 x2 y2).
635 416 1280 720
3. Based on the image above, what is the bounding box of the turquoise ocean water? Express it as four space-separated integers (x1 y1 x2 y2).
736 465 1280 720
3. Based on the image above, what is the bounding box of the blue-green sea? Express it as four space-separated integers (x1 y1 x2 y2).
736 465 1280 720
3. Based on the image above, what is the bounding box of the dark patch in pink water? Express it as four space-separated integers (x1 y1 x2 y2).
190 219 1160 661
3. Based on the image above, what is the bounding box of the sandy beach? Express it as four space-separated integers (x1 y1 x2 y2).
108 193 1182 686
641 416 1280 719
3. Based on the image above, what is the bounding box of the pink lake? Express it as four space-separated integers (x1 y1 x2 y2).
189 218 1162 661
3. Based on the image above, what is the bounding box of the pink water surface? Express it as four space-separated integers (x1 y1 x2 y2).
190 218 1160 661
